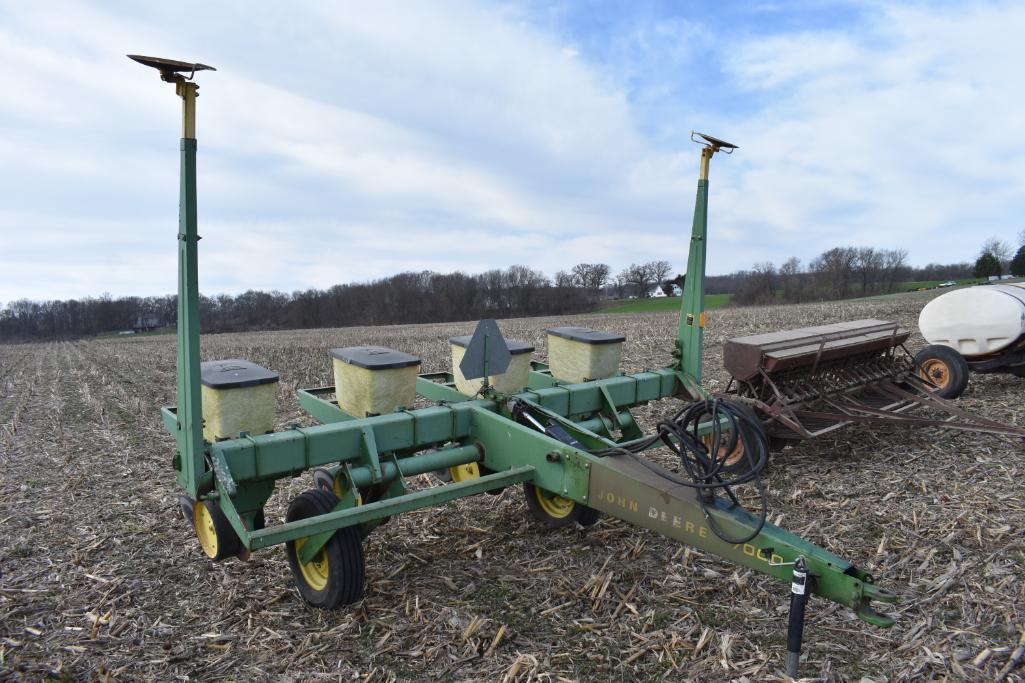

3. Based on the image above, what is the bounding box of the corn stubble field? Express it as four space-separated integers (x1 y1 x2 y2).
1 292 1023 682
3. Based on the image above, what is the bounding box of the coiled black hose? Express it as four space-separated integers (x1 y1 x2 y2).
594 398 770 544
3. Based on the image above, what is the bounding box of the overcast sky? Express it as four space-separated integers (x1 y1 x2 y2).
2 0 1024 302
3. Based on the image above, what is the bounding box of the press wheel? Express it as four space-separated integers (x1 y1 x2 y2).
192 499 241 561
523 483 600 527
285 489 364 609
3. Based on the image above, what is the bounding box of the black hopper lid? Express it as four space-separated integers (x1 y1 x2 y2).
330 346 421 370
547 326 625 345
201 359 279 389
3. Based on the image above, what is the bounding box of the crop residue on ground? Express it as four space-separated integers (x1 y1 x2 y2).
1 293 1023 681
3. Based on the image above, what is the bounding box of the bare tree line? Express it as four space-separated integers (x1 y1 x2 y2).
6 236 1019 342
733 246 914 305
0 265 597 342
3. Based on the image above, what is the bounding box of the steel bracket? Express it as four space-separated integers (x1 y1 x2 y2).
209 449 237 497
358 425 383 484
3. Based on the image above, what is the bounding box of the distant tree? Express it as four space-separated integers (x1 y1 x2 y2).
734 262 777 305
854 247 884 294
612 275 628 299
981 236 1013 271
810 246 858 298
647 260 673 288
620 263 655 297
1018 227 1025 247
554 270 576 288
879 248 909 292
1010 245 1025 277
779 257 802 302
974 251 1002 278
570 263 610 291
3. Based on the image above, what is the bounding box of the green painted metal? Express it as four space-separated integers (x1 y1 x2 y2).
174 135 204 496
350 443 479 488
307 442 480 494
527 365 559 389
415 373 470 402
677 177 709 392
297 387 355 424
471 406 592 501
207 370 677 486
246 466 535 550
586 454 896 625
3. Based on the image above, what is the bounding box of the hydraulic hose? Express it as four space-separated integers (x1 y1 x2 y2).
593 398 770 544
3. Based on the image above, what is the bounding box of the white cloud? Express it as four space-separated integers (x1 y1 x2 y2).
0 0 700 301
715 2 1025 268
1 1 1024 304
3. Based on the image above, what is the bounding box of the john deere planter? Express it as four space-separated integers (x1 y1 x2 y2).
136 55 913 676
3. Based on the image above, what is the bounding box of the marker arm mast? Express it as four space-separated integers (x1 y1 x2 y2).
676 133 736 394
175 80 204 495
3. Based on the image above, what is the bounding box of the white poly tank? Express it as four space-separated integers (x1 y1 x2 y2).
919 283 1025 357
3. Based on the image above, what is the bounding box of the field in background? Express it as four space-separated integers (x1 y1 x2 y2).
600 277 1025 315
1 289 1023 681
895 278 987 291
601 293 731 313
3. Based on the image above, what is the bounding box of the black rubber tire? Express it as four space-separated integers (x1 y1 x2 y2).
178 495 196 522
523 483 600 528
1009 365 1025 378
576 505 601 527
914 345 970 399
285 489 364 609
193 499 241 561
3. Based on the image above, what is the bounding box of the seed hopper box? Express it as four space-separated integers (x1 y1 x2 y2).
546 326 625 383
450 335 533 395
331 346 420 417
200 359 278 442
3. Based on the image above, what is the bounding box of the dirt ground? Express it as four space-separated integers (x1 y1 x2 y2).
1 292 1023 682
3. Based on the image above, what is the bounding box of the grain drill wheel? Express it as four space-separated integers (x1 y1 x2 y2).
285 489 364 609
914 345 969 399
523 483 600 527
192 499 241 561
700 401 770 473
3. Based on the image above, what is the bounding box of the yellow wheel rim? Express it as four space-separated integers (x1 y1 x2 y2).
294 538 330 591
535 487 575 519
193 503 218 559
919 358 950 389
449 462 480 482
701 433 745 467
